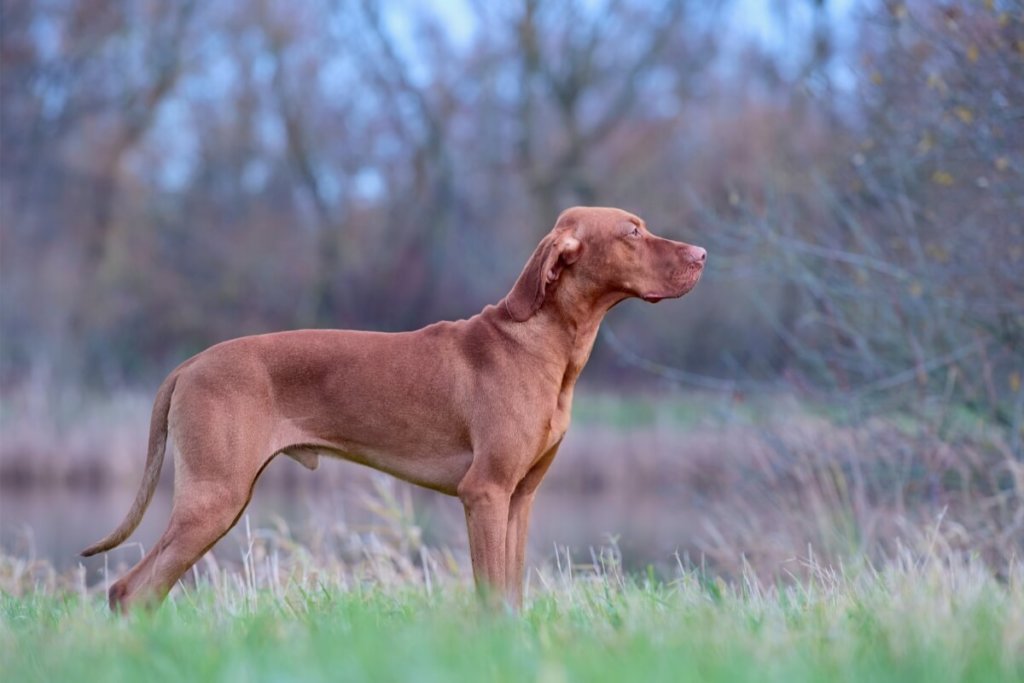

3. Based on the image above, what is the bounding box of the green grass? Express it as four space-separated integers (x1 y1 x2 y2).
572 392 760 429
2 560 1021 683
2 387 1021 682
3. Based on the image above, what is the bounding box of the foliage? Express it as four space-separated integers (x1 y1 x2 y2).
2 0 1020 423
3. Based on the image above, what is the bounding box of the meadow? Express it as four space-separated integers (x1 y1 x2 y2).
2 528 1022 683
2 386 1022 682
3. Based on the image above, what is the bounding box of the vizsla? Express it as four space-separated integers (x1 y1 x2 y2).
82 206 706 610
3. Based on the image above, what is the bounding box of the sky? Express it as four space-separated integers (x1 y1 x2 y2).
384 0 867 87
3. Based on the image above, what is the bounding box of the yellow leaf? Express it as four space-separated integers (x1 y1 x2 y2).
1011 372 1021 394
909 282 923 298
926 73 947 93
995 156 1010 171
984 0 993 10
967 45 979 63
931 170 955 186
870 71 883 85
917 132 933 154
998 13 1010 27
925 243 950 263
955 107 973 124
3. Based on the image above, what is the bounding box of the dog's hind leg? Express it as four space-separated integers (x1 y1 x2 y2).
107 422 276 611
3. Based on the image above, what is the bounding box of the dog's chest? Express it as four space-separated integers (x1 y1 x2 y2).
543 327 594 451
544 387 575 452
545 412 570 452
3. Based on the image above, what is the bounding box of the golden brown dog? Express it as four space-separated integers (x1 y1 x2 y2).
82 206 706 610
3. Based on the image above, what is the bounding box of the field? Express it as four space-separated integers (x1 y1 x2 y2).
2 388 1023 682
2 544 1022 683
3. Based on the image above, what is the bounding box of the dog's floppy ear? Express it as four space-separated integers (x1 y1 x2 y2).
505 229 582 322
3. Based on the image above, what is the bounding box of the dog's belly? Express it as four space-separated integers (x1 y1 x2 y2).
279 443 473 496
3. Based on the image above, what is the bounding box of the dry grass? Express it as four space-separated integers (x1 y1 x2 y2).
2 386 1022 582
2 489 1023 682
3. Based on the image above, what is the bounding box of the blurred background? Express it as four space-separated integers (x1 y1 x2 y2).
1 0 1022 584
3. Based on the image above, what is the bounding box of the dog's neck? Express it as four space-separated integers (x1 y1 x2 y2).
493 281 628 391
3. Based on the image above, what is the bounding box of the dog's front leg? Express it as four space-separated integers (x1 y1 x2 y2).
505 443 560 608
504 490 535 609
458 464 512 603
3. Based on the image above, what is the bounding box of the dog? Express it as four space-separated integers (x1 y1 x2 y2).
81 206 706 610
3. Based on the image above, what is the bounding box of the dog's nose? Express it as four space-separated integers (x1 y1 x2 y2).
691 246 707 264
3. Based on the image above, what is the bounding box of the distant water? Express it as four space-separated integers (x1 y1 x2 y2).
1 468 699 584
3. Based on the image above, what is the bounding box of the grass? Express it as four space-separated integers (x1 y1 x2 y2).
1 537 1022 683
2 386 1022 681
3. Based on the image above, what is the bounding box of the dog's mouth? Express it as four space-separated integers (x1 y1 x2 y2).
643 269 703 303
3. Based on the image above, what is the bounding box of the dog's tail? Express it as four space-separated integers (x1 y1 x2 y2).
80 371 179 557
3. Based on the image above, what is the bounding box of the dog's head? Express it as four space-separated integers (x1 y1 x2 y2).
505 206 706 321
